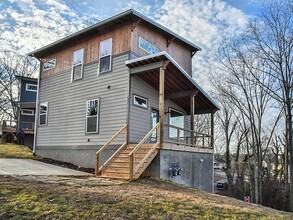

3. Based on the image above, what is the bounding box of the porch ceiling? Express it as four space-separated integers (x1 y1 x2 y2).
126 52 220 114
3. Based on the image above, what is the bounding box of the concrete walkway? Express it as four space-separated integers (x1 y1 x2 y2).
0 159 88 175
0 158 125 186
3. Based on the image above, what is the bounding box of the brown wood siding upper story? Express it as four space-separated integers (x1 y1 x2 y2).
40 24 132 78
131 22 192 75
39 20 194 78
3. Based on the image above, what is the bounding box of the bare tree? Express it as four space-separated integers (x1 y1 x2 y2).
215 40 282 204
0 51 37 121
226 0 293 210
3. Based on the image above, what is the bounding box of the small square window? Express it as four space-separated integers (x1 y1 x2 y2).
21 109 34 116
133 94 148 109
26 83 37 92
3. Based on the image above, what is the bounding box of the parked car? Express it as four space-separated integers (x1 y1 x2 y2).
217 181 228 190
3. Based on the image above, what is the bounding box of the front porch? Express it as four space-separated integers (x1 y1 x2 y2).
94 51 219 183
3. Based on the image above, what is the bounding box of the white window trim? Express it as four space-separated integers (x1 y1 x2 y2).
26 83 37 92
168 108 184 139
21 109 34 116
71 48 84 81
133 94 148 109
98 38 112 74
39 102 48 126
86 98 100 133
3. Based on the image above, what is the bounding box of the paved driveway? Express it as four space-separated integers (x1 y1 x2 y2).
0 159 90 176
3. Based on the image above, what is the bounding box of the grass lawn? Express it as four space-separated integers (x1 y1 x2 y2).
0 177 292 220
0 143 292 219
0 143 34 159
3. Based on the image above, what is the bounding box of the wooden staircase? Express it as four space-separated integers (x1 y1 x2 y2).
100 144 158 179
95 123 160 180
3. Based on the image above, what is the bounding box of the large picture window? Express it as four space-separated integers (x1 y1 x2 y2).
39 102 48 125
72 48 84 81
86 99 100 133
99 38 112 73
169 108 184 138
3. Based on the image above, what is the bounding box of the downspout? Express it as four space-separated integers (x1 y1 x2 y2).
32 57 41 155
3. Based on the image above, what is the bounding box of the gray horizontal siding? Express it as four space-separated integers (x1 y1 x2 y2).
129 75 187 143
37 54 129 147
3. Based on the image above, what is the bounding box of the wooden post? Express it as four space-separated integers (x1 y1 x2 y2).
130 154 134 179
190 95 195 146
95 154 99 175
177 128 180 144
211 112 214 149
159 66 165 148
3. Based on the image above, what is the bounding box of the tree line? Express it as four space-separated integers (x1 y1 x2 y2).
212 0 292 211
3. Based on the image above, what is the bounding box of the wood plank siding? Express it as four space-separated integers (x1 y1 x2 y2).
37 53 129 147
40 24 132 78
131 22 192 75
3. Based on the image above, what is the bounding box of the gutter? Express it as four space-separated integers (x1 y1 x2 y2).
32 58 41 155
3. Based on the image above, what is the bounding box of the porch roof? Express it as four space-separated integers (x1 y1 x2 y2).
125 51 220 114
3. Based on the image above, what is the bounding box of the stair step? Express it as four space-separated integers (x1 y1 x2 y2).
104 167 130 172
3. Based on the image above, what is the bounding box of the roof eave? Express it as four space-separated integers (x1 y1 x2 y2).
28 9 201 58
125 51 220 111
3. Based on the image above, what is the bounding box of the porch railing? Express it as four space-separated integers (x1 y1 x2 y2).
2 120 35 133
95 124 128 175
164 124 213 148
128 122 160 179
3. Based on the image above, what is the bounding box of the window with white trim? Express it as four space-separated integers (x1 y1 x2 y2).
21 109 34 116
133 94 148 109
169 108 184 138
39 102 48 125
72 48 84 81
26 83 37 92
99 38 112 73
86 99 99 133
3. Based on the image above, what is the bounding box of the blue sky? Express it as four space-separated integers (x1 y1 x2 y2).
0 0 265 90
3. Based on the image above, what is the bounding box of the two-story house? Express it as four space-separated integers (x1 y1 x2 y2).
29 9 219 192
1 76 37 148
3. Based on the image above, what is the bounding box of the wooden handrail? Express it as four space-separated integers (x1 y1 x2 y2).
95 124 128 175
129 122 160 179
128 122 160 156
2 120 35 132
164 123 213 148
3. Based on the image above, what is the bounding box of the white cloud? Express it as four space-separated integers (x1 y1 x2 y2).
154 0 248 91
0 0 249 92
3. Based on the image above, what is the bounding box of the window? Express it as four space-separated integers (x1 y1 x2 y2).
43 59 56 71
21 109 34 116
26 83 37 92
133 94 148 109
99 38 112 73
86 99 99 133
39 102 48 125
169 108 184 138
72 48 84 81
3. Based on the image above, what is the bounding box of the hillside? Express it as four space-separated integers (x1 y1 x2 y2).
0 176 292 219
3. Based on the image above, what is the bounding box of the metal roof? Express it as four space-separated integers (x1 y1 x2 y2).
28 9 201 58
125 51 220 113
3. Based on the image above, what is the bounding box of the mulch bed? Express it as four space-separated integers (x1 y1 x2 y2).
35 157 95 174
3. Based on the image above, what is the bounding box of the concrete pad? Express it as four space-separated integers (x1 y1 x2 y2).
0 159 90 176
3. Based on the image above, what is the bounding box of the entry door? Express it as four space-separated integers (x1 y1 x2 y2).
150 109 159 142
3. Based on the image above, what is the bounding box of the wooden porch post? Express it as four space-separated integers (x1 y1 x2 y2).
159 66 165 148
211 112 214 149
190 95 195 146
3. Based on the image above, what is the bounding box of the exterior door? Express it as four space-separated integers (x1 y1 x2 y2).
150 109 159 142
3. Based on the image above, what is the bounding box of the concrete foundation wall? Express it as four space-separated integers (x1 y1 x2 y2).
145 149 214 192
36 145 119 168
